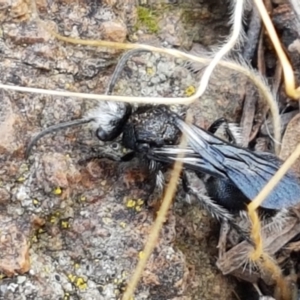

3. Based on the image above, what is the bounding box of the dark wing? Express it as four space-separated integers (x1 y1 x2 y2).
149 115 300 210
149 147 227 178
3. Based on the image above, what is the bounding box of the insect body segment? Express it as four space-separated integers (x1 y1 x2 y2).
25 48 300 243
122 107 181 152
149 111 300 211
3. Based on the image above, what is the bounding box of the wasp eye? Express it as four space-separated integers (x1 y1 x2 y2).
111 142 119 150
96 128 111 141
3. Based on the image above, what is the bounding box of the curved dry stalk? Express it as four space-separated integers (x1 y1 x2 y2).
26 0 283 152
0 59 281 151
0 84 195 104
245 4 300 298
19 1 296 298
1 57 281 151
259 254 291 300
14 2 291 295
246 143 300 298
194 0 245 100
254 0 300 100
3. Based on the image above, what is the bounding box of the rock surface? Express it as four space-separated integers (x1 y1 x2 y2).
0 0 248 299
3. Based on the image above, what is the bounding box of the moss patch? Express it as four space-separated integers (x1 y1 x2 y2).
135 6 160 34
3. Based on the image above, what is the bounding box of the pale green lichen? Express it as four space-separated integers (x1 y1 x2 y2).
136 7 160 34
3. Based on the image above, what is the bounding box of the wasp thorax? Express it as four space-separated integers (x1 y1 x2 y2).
122 107 181 152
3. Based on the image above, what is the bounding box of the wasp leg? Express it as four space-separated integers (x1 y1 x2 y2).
260 208 292 233
208 117 243 146
182 170 254 245
147 160 166 206
217 220 231 260
182 170 233 222
77 149 123 165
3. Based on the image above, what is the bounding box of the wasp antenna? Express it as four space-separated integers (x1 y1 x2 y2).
25 118 93 159
105 49 153 95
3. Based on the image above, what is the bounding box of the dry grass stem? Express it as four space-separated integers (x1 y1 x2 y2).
2 1 295 297
247 143 300 299
195 0 244 99
0 40 281 148
1 1 273 147
254 0 300 100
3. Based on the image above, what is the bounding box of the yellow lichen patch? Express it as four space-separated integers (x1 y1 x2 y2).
119 222 127 228
185 85 196 96
68 275 87 291
32 199 40 206
126 199 136 208
63 292 70 300
135 199 144 212
146 67 154 75
135 206 142 212
126 198 144 212
68 273 76 283
74 263 80 269
17 176 26 182
75 277 87 290
50 215 57 224
53 187 62 195
137 199 144 206
31 235 38 243
38 228 45 234
60 220 70 229
17 163 29 181
80 195 86 202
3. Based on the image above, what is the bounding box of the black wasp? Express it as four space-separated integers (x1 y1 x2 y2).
26 49 300 239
